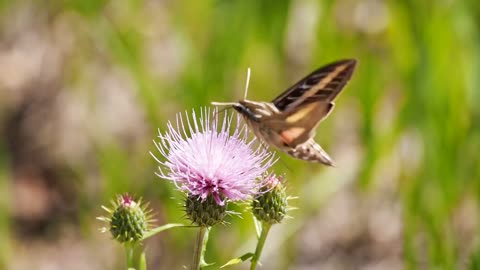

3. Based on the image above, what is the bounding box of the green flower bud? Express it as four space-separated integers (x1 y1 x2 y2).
252 174 288 224
185 194 227 227
99 194 151 243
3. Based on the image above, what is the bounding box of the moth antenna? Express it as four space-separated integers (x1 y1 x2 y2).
244 67 251 99
211 101 238 106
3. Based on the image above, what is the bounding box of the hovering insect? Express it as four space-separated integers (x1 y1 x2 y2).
212 59 357 166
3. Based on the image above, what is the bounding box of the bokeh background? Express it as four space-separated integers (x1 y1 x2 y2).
0 0 479 269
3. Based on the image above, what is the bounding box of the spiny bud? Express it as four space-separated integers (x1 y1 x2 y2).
98 194 152 243
185 194 227 227
252 174 288 224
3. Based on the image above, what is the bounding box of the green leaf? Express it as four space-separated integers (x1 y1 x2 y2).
200 227 214 268
142 223 192 239
200 260 215 268
220 253 254 268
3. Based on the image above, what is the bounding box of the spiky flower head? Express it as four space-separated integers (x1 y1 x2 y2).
151 108 275 207
252 174 288 224
185 194 227 226
98 194 153 243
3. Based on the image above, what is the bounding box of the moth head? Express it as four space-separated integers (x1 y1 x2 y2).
231 101 248 113
211 101 258 123
233 101 262 122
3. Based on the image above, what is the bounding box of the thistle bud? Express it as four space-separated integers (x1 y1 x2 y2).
185 194 227 227
252 174 288 224
99 194 151 243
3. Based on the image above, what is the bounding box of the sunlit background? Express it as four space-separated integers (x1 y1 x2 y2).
0 0 479 269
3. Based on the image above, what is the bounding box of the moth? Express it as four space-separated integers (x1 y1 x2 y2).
212 59 357 166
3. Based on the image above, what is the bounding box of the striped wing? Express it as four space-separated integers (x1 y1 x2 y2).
230 59 357 165
269 59 356 165
273 59 357 112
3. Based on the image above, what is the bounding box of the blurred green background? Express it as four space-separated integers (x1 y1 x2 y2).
0 0 479 269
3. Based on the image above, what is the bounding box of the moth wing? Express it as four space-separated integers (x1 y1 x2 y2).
273 59 356 112
265 101 334 147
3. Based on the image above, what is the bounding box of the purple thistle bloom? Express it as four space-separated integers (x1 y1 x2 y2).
151 108 275 205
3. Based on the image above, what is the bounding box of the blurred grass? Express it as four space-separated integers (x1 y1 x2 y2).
0 141 10 270
0 0 480 269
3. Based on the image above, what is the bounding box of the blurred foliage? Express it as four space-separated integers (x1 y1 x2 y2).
0 0 479 269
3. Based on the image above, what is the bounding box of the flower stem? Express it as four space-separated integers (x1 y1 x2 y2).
125 243 136 270
250 222 272 270
139 251 147 270
192 226 210 270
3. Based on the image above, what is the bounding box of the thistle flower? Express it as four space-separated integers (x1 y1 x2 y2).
252 174 288 224
151 108 275 207
98 194 153 243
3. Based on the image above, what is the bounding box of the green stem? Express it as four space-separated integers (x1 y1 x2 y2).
191 226 210 270
250 222 272 270
125 243 136 270
139 251 147 270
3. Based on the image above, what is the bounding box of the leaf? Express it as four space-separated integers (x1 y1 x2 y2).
200 227 214 268
200 260 215 268
220 253 254 268
142 223 192 239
